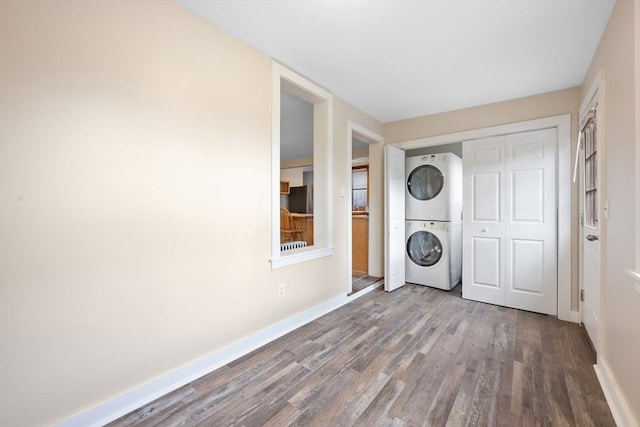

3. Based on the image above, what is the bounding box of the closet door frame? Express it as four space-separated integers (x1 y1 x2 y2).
388 114 574 322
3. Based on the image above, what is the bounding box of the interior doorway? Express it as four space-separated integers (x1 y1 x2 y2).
347 122 383 295
383 142 463 293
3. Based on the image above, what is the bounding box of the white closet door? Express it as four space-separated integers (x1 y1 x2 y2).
505 129 557 315
384 145 406 292
463 129 558 315
462 136 506 306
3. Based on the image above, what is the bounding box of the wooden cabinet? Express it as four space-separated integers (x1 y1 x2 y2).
303 216 313 246
352 215 368 274
280 181 290 194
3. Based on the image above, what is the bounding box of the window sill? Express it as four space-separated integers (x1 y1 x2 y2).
271 246 334 269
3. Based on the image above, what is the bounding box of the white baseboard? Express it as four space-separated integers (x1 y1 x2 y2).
60 291 359 427
594 360 639 427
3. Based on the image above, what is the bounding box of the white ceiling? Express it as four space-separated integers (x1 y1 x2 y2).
176 0 615 123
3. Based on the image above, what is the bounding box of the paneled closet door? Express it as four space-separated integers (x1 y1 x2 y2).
384 145 406 292
505 129 557 315
463 129 558 315
462 136 506 306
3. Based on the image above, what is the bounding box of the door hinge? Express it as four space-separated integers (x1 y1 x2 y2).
580 213 584 226
580 289 585 302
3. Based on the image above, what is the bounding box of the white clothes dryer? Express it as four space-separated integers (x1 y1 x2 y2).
405 153 463 221
405 220 462 290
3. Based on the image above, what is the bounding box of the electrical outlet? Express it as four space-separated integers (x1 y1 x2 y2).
278 283 285 298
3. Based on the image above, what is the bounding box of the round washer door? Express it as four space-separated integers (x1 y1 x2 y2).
407 230 443 267
407 165 444 201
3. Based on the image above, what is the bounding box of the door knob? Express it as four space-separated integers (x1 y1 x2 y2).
481 228 488 232
586 234 599 241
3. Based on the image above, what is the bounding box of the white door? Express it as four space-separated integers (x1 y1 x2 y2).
581 118 600 348
505 129 557 315
384 145 406 292
463 129 558 315
462 136 506 305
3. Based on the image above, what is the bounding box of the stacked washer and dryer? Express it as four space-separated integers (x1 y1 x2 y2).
405 153 463 290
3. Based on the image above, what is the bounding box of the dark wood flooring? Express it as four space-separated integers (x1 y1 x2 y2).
109 284 615 427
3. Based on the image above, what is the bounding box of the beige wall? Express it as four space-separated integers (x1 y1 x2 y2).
0 1 382 425
384 87 581 144
352 147 370 159
583 0 640 422
1 0 636 425
384 87 582 309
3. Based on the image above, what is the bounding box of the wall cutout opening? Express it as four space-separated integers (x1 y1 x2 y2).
271 62 333 268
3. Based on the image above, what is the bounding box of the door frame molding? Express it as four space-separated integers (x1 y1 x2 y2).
389 114 574 321
346 121 384 294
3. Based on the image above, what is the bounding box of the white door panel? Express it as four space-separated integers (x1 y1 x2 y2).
511 169 544 222
473 144 502 166
583 235 600 346
385 145 406 292
505 129 557 315
510 239 544 293
472 237 501 288
463 129 557 315
472 172 501 222
463 136 506 306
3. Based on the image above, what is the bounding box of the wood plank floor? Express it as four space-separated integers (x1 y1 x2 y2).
108 284 615 427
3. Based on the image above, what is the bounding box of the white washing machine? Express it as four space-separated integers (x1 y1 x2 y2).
405 220 462 290
405 153 463 221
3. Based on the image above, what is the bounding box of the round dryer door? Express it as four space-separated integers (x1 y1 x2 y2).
407 231 443 267
407 165 444 201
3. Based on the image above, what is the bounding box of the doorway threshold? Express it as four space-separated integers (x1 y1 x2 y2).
349 274 383 296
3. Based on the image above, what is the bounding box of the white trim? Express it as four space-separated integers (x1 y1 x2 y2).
271 64 282 261
556 115 573 323
347 122 384 147
61 286 377 427
393 115 566 150
346 121 384 294
580 70 603 118
346 125 353 294
270 61 334 269
594 360 639 427
326 100 335 249
391 114 573 321
271 247 334 269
